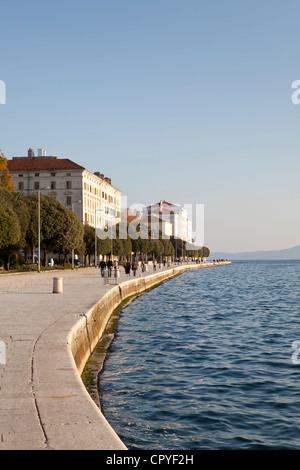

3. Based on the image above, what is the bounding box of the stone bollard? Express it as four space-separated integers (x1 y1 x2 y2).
53 277 63 294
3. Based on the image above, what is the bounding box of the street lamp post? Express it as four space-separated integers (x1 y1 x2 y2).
71 200 81 270
94 184 103 268
110 214 119 260
38 186 49 273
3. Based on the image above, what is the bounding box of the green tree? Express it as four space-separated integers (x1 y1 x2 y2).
149 239 164 260
22 195 39 263
22 194 82 267
54 210 84 266
131 237 149 260
202 246 210 258
120 234 132 260
83 225 111 265
39 196 67 266
0 202 20 251
160 238 175 258
83 225 94 265
170 236 185 259
0 149 15 192
112 238 123 258
0 189 28 269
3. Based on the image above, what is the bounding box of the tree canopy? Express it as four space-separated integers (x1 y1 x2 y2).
0 149 15 192
0 192 85 269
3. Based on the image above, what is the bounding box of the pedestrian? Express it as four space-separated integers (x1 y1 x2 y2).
107 258 113 277
125 260 131 276
132 261 137 276
99 259 106 277
113 259 118 277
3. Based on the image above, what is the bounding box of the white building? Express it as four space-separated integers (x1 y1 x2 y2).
7 148 122 229
143 200 193 243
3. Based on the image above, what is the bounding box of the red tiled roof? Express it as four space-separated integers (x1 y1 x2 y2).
7 158 85 172
147 201 179 210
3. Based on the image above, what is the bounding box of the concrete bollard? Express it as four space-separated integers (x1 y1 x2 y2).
53 277 63 294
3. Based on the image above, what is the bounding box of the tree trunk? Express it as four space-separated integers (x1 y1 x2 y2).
5 253 11 271
43 251 49 267
31 245 35 265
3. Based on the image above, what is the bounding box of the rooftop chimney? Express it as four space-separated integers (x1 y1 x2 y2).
37 148 46 157
28 148 35 158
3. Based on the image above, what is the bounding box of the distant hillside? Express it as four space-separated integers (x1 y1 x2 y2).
210 245 300 260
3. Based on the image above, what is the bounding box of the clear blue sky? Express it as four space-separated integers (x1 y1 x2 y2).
1 0 299 252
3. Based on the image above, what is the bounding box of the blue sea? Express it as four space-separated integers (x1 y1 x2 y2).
99 260 300 450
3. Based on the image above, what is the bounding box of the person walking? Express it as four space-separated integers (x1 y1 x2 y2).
107 258 113 277
132 260 137 276
113 259 119 277
99 259 106 277
125 260 131 276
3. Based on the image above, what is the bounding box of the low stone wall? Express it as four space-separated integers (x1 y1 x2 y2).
70 286 122 375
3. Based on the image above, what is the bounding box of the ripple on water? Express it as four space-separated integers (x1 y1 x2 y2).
99 261 300 450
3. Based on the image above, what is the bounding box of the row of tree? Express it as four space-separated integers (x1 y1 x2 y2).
0 187 210 270
0 190 83 269
0 149 210 270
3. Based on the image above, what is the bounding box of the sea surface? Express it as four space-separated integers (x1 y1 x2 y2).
99 260 300 450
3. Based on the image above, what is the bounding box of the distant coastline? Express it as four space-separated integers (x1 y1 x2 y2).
211 245 300 261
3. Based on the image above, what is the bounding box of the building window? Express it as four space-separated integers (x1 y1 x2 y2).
19 174 23 177
35 173 40 177
66 173 71 177
66 196 72 206
66 181 72 189
18 182 24 190
51 173 56 177
34 182 40 190
51 181 56 190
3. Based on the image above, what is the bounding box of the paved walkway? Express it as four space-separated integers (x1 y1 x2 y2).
0 263 190 449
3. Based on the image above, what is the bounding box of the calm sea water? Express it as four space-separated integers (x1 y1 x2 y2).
99 261 300 450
